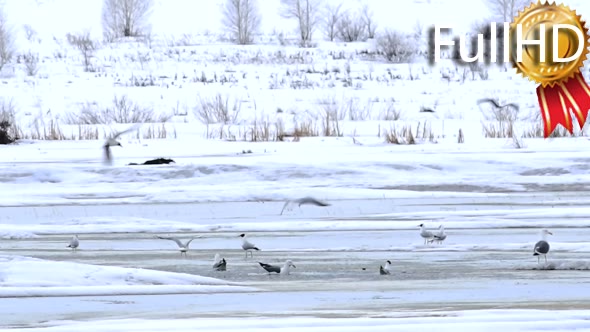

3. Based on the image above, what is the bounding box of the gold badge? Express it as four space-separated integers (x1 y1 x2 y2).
511 2 589 86
510 1 590 137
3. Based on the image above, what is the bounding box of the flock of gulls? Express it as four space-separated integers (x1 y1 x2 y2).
65 231 296 275
64 216 554 276
418 223 447 245
87 124 554 275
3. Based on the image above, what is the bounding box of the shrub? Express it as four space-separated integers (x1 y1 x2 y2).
479 98 520 138
65 95 167 124
0 98 17 144
193 93 242 125
384 121 435 144
377 29 418 63
66 32 99 72
22 51 39 76
336 12 366 42
0 8 15 72
379 98 402 120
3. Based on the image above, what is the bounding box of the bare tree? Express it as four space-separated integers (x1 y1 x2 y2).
101 0 153 41
485 0 530 22
336 12 366 42
322 3 342 42
280 0 323 47
222 0 261 45
23 24 37 42
0 7 15 72
361 3 377 39
412 20 424 41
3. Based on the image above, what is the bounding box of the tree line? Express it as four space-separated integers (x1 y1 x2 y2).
0 0 533 72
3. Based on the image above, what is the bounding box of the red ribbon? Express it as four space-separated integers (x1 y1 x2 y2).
536 73 590 138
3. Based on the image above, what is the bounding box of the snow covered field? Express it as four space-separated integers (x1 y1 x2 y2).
2 0 590 330
10 311 590 332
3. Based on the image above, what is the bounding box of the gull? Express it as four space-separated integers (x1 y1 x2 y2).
419 223 435 245
212 253 227 271
429 224 447 244
533 229 553 264
477 98 520 111
380 260 392 275
103 124 141 165
155 235 198 257
67 235 79 251
280 196 331 215
258 260 296 275
239 233 260 259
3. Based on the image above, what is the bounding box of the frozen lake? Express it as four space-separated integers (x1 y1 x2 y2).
2 194 590 329
4 0 590 327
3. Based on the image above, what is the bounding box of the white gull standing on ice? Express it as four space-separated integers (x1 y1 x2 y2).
418 223 435 245
239 233 260 259
66 235 79 251
430 225 447 244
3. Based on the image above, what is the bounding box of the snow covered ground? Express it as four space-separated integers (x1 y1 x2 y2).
0 255 255 295
2 0 590 330
4 310 590 331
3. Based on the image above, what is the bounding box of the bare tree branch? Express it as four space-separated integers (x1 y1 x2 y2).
322 3 342 42
67 32 99 72
484 0 530 22
222 0 261 45
361 3 377 39
102 0 153 42
280 0 322 47
0 6 15 72
413 20 424 41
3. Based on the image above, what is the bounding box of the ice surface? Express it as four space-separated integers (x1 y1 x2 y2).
12 309 590 331
4 138 590 207
0 255 255 297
